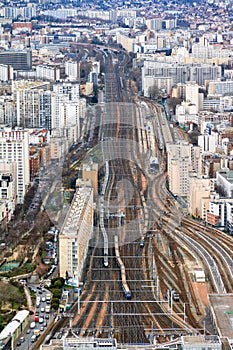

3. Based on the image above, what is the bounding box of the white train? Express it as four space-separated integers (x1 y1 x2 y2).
114 234 132 299
100 161 109 267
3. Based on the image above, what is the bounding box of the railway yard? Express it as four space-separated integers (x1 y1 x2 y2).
43 48 233 346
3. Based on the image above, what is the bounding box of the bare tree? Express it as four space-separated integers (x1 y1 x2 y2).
167 97 183 114
148 84 162 100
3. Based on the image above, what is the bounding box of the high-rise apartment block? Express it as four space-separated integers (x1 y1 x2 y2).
65 61 79 81
188 175 214 218
0 50 32 71
0 127 29 204
59 179 93 283
36 65 60 81
13 81 50 128
167 142 202 196
146 17 163 31
142 61 221 93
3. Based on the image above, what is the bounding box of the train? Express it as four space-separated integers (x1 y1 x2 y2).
100 160 109 267
155 125 164 151
100 206 109 267
140 191 149 237
119 76 124 90
114 234 132 299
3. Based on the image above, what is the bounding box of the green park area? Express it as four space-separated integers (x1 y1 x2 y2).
0 280 27 331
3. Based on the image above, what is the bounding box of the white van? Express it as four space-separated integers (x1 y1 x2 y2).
31 335 37 343
30 322 36 329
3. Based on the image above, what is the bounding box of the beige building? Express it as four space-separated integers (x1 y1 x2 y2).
0 127 29 204
59 179 93 284
185 81 203 113
116 31 146 53
49 136 69 162
167 142 202 197
188 174 214 218
167 142 191 196
82 162 98 197
143 76 173 97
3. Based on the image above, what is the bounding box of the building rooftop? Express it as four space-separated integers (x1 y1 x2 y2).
218 169 233 184
61 185 93 238
209 294 233 338
181 335 221 345
82 162 98 172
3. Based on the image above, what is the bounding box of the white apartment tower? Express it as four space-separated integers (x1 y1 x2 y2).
13 81 50 128
185 82 200 113
51 82 80 143
167 142 202 197
65 61 79 81
52 82 79 101
16 88 40 128
39 91 52 130
36 65 60 81
0 127 29 204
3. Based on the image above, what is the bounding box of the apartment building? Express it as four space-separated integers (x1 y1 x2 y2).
186 82 203 112
0 97 16 126
50 82 80 142
0 64 13 81
208 80 233 96
50 93 80 141
143 76 173 97
0 127 30 204
145 17 163 31
0 50 32 71
142 61 221 93
36 65 60 81
191 43 233 60
3 5 36 19
205 197 233 232
198 134 218 153
39 91 52 130
116 32 146 53
188 175 214 218
13 81 50 128
52 81 79 101
167 142 202 197
167 142 191 196
65 61 79 81
216 169 233 197
59 179 94 284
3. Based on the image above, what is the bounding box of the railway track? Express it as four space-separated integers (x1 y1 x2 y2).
50 48 221 344
72 50 191 343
